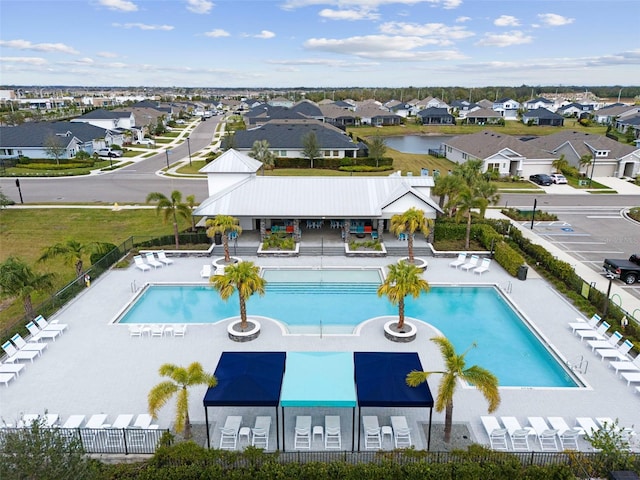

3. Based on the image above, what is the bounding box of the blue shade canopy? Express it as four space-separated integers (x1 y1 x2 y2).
280 352 357 407
354 352 434 407
203 352 286 407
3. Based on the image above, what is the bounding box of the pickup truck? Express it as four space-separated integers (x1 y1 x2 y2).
603 254 640 284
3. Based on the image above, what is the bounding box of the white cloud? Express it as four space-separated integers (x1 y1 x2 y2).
281 0 461 11
494 15 520 27
112 23 174 31
97 51 119 58
0 39 79 54
98 0 138 12
379 22 474 42
475 30 532 47
254 30 276 39
186 0 214 14
537 13 574 26
0 56 48 65
456 16 471 23
318 8 379 21
204 29 230 37
304 35 466 61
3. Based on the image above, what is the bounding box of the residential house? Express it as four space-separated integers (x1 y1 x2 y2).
449 100 480 119
416 107 455 125
417 96 448 110
193 149 441 241
524 97 555 111
492 98 521 120
268 96 294 108
0 123 82 160
385 100 412 118
318 104 358 128
521 108 565 126
244 105 307 127
71 109 136 131
465 108 503 125
476 99 494 110
556 103 594 118
526 130 640 178
593 103 640 125
615 114 640 142
228 119 360 159
443 130 556 178
355 104 402 126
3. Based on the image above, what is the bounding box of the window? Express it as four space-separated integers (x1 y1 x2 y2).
596 150 608 157
279 150 287 156
487 163 500 172
462 153 468 160
333 150 339 156
324 150 331 157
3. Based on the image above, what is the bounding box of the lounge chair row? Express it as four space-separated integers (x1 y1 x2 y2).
219 415 271 450
128 324 187 337
449 253 491 275
0 316 68 386
362 415 411 449
481 415 638 452
134 252 174 272
294 415 343 450
569 314 640 389
201 264 225 278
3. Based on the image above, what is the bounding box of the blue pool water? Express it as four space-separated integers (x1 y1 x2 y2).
118 281 577 388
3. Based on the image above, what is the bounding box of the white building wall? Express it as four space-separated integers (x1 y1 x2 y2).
206 173 251 196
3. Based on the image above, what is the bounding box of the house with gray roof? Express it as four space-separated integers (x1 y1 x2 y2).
194 149 441 244
449 100 480 119
318 104 357 128
443 130 556 178
524 97 555 111
593 104 640 125
416 107 455 125
521 108 564 127
465 108 502 125
355 104 402 126
526 130 640 178
70 109 136 130
492 98 520 120
228 119 360 160
556 103 594 118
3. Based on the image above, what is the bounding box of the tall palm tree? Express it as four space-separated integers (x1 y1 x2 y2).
148 362 217 439
389 208 433 263
206 215 242 263
249 140 276 175
0 256 55 319
406 336 500 443
146 190 191 248
210 261 265 331
433 174 464 214
454 187 485 250
377 260 429 330
38 240 112 279
185 194 198 232
551 154 569 173
475 180 500 218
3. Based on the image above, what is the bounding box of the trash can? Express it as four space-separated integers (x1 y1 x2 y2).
517 265 528 281
214 232 222 245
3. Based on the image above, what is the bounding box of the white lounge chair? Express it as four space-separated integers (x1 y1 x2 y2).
10 333 47 354
0 372 16 387
473 258 492 275
173 324 187 337
527 417 559 451
85 414 108 429
480 416 508 451
25 321 61 342
390 415 412 449
2 341 39 363
547 417 581 450
576 321 610 342
133 414 153 429
294 416 311 450
575 417 600 436
568 314 601 333
128 324 143 337
362 415 382 449
449 253 467 269
150 325 165 337
0 361 25 377
133 255 150 272
200 264 212 278
112 414 134 429
500 416 532 451
219 415 242 450
145 252 163 269
596 339 633 362
587 331 623 353
34 315 67 333
460 255 479 272
62 415 86 429
325 415 341 449
621 371 640 386
610 356 640 376
157 251 174 266
251 416 271 449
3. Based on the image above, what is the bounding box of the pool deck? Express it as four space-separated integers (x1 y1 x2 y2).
1 252 638 453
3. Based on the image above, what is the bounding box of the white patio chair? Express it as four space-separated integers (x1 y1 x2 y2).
325 415 341 449
251 416 271 449
150 325 165 338
362 416 382 450
547 417 580 450
173 324 187 337
596 339 633 362
481 416 508 451
200 264 212 278
587 331 623 353
294 416 311 450
157 251 174 266
449 253 467 269
25 321 61 342
391 416 412 449
0 373 16 387
575 417 600 436
473 258 492 275
568 314 601 333
527 417 559 451
575 321 610 342
133 255 150 272
34 315 67 333
219 415 242 450
460 255 479 272
10 333 47 354
0 361 25 378
128 325 143 337
500 416 532 451
2 341 39 363
610 356 640 376
145 252 164 269
621 371 640 386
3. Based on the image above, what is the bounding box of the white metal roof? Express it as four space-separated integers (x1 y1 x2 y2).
199 149 262 173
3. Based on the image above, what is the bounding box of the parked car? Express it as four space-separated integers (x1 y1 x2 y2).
96 148 123 158
603 254 640 284
550 173 568 184
134 138 155 146
529 174 553 186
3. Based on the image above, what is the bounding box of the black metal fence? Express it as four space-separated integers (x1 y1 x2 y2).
0 427 168 455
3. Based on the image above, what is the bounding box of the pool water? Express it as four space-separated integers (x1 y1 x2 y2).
118 282 577 388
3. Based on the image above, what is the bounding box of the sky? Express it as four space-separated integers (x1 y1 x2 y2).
0 0 638 88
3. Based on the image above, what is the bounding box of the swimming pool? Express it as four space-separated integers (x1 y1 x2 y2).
117 270 577 388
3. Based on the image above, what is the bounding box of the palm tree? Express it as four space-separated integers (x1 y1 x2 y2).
148 362 217 439
185 194 198 232
454 187 485 250
38 240 111 280
205 215 242 263
551 154 569 173
406 336 500 443
579 154 593 177
475 180 500 218
0 256 55 319
249 140 276 175
146 190 191 248
210 261 265 331
377 260 429 330
433 174 464 214
389 208 433 263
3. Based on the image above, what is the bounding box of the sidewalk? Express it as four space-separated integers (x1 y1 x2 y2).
487 210 640 319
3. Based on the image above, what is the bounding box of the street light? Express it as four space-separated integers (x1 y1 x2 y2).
186 136 192 167
603 273 615 317
530 198 537 230
165 149 171 170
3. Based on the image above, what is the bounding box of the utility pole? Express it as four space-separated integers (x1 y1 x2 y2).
186 136 192 167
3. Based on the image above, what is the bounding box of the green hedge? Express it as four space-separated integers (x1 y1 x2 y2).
273 156 393 169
